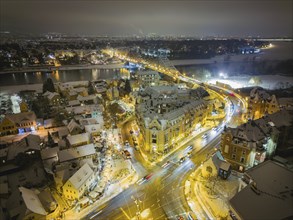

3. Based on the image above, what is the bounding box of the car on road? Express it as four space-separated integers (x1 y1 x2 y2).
186 145 193 151
162 161 171 168
144 173 153 181
179 157 186 164
202 133 208 139
136 173 153 185
186 151 192 158
187 211 197 220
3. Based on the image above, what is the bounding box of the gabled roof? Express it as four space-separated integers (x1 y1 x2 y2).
67 119 82 133
41 147 59 160
67 163 93 190
5 112 36 124
19 187 47 216
66 133 89 146
58 144 95 163
47 92 60 100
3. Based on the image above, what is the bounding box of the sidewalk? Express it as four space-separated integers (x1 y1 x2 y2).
185 164 239 220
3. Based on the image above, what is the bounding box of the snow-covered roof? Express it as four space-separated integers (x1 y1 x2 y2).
58 127 69 138
79 118 98 126
67 119 82 133
66 132 89 146
41 147 59 160
249 87 271 101
68 100 80 106
230 160 293 220
67 163 93 190
5 112 36 124
7 134 41 160
19 187 47 216
84 124 103 134
47 92 60 100
58 144 95 163
77 94 96 102
73 87 87 93
265 109 293 128
66 105 97 115
278 98 293 107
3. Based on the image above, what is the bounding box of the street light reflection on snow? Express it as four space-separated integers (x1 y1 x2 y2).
140 208 151 219
219 72 228 79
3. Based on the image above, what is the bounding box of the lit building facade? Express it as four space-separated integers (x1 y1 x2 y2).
43 91 61 106
62 163 95 200
221 116 280 172
246 87 279 120
137 70 161 87
136 86 210 154
0 112 37 136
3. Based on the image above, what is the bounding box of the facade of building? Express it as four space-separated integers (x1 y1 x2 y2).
0 112 37 136
19 101 29 113
137 70 161 87
136 86 209 154
246 87 279 120
62 163 95 200
221 116 281 172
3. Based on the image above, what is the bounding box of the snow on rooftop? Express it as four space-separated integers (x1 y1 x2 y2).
230 160 293 220
84 124 103 134
67 163 93 190
58 143 95 163
66 132 90 146
19 187 47 216
68 100 80 106
40 147 59 160
67 119 81 133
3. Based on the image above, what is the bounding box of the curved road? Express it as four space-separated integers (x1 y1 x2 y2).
86 52 245 220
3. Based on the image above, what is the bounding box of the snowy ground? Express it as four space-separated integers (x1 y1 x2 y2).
207 74 293 90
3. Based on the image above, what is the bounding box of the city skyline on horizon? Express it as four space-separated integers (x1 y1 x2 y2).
0 0 292 38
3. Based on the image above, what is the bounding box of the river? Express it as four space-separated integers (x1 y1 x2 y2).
0 42 291 87
0 68 131 87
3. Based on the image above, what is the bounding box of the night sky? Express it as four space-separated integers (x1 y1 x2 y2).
0 0 292 37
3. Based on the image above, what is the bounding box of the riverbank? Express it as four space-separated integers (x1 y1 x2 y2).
1 41 292 74
0 63 125 74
